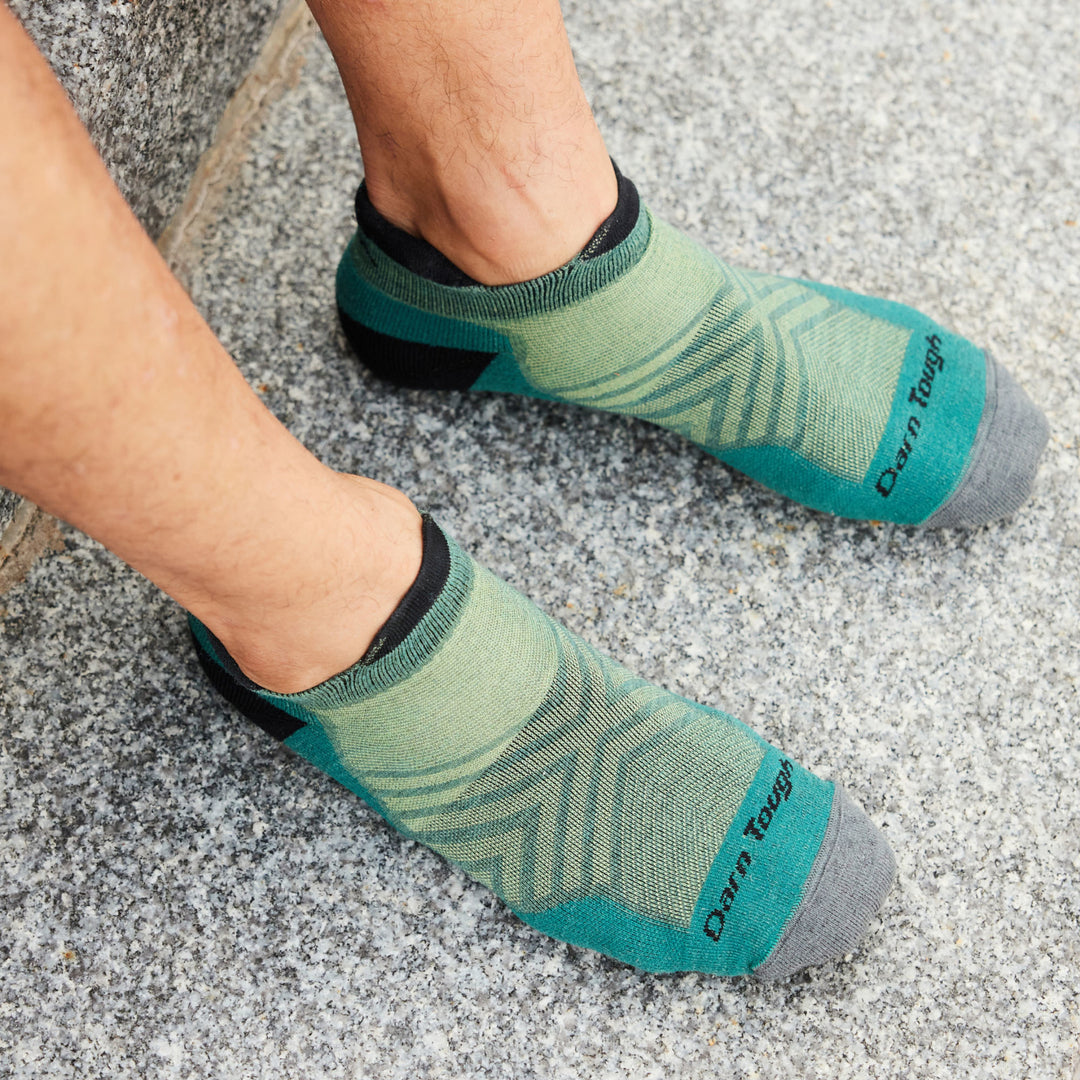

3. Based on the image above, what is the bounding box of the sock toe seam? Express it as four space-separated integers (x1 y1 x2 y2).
752 782 845 978
923 350 999 525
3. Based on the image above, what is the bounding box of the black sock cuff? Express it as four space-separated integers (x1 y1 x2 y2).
580 163 640 261
354 187 482 287
361 514 450 664
354 161 641 286
197 514 450 696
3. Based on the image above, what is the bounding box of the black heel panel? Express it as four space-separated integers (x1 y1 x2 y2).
338 306 496 391
192 631 307 742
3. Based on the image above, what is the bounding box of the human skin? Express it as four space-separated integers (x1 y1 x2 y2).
0 4 422 695
305 0 618 284
0 0 617 691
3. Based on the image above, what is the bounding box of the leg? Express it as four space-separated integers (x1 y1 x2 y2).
315 0 1049 526
1 5 894 978
306 0 617 285
0 3 421 694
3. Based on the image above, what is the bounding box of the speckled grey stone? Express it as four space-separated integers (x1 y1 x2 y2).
11 0 284 238
2 3 1079 1078
0 490 21 536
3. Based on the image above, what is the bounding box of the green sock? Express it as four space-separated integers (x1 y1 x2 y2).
336 168 1048 526
192 517 895 979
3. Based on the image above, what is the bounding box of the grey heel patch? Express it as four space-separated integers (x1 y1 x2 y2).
924 353 1050 528
753 786 896 981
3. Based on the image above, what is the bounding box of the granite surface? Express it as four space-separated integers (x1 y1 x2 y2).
0 494 26 570
11 0 284 238
0 492 20 538
2 1 1078 1077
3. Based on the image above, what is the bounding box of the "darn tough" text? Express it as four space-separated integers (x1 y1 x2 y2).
876 334 944 497
703 759 794 941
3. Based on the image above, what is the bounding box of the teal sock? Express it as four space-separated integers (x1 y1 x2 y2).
336 169 1048 526
192 516 895 979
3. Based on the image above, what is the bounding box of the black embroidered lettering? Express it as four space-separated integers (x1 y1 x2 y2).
744 818 765 841
879 340 949 499
704 910 724 940
704 762 797 940
876 468 897 496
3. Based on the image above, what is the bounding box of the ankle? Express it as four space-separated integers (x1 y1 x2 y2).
206 475 423 694
363 148 618 285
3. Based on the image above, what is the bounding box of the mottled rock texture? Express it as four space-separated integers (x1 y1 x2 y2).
2 2 1079 1078
11 0 283 236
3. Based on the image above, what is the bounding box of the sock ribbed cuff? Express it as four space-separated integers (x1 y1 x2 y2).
355 160 641 287
195 513 450 688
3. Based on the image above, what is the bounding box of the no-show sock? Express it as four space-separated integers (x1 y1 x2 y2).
336 168 1049 526
192 516 895 979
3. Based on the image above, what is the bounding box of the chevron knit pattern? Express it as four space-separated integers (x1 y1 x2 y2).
191 522 852 977
337 201 990 524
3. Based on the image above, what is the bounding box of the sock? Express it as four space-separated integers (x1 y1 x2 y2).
336 167 1048 526
192 516 896 979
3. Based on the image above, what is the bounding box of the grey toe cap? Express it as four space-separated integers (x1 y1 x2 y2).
753 786 896 981
925 353 1050 528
